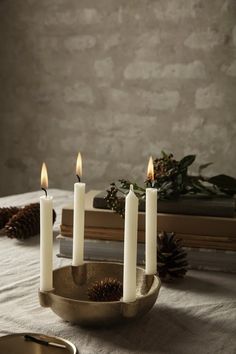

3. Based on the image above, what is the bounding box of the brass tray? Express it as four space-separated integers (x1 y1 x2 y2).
0 333 77 354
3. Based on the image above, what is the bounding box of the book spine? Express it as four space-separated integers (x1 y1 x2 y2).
60 225 236 251
93 194 236 218
57 236 236 273
58 237 145 265
61 209 236 237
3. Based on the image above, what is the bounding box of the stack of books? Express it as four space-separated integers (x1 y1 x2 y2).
57 190 236 272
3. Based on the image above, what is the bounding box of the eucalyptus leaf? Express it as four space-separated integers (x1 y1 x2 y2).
198 162 213 175
179 155 196 170
208 174 236 190
159 181 173 191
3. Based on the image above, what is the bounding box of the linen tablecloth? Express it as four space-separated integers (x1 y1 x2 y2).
0 189 235 354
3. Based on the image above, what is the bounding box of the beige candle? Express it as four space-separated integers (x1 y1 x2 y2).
40 163 53 291
123 185 139 303
145 157 157 275
72 153 85 266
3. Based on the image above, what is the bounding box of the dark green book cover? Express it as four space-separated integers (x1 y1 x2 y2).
93 192 236 218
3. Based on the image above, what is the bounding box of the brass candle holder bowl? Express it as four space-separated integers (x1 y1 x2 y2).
39 262 161 326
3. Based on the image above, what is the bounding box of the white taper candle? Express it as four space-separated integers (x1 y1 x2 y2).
145 156 157 275
40 163 53 292
145 188 157 274
123 185 139 303
72 153 85 266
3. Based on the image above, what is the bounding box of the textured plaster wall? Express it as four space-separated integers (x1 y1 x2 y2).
0 0 236 196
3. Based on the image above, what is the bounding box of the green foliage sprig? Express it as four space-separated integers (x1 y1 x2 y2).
105 152 236 217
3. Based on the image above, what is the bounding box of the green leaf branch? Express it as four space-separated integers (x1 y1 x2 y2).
105 152 236 217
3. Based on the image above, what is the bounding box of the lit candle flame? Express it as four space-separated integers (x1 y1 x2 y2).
147 156 154 181
41 162 48 190
76 152 82 180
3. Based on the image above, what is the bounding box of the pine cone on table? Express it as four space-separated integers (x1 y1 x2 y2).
0 206 20 229
157 231 188 281
88 277 123 302
5 203 56 240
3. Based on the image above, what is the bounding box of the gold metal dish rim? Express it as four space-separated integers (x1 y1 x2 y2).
39 261 161 305
0 332 77 353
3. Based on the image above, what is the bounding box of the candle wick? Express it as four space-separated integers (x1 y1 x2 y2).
76 175 81 183
42 188 47 197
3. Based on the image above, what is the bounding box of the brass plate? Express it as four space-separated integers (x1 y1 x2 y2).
0 333 77 354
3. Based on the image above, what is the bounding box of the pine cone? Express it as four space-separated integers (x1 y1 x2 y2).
88 277 123 302
0 206 20 229
157 232 188 281
5 203 56 240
